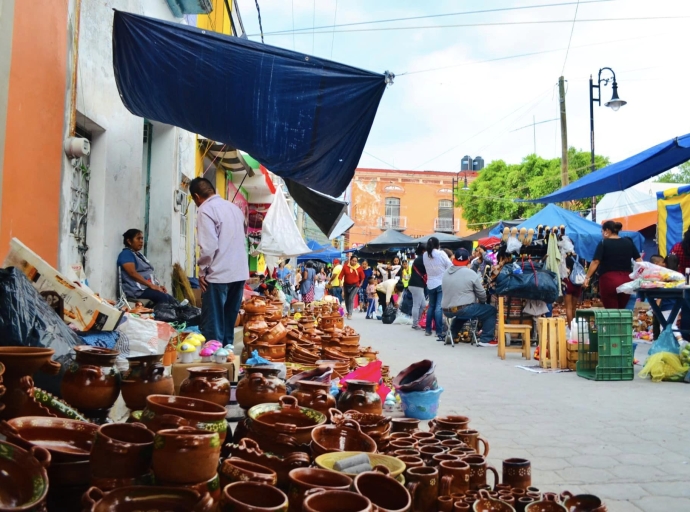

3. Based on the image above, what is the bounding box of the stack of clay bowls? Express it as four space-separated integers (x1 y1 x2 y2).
316 359 350 379
331 410 392 453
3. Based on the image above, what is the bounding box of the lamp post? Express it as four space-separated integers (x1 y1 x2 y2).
589 67 626 221
451 169 470 234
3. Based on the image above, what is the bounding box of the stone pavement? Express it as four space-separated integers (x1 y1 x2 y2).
346 312 690 512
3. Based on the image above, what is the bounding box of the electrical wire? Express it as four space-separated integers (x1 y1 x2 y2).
312 0 316 54
330 0 338 58
254 0 265 43
561 0 580 74
291 0 295 50
362 151 400 170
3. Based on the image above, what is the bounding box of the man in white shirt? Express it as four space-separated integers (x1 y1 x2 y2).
190 178 249 346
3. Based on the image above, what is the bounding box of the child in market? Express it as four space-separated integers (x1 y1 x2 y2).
365 277 378 319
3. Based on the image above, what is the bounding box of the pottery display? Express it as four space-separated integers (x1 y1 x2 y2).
393 360 438 392
90 422 154 479
525 494 567 512
463 455 499 491
262 321 288 344
429 415 471 433
81 485 215 512
220 481 289 512
474 489 516 512
354 466 412 512
152 427 221 484
310 419 377 457
0 347 61 419
236 366 286 410
17 376 88 421
220 457 278 488
559 491 606 512
405 466 439 512
337 380 382 415
456 429 490 457
120 353 173 410
140 394 228 442
167 473 223 505
439 460 471 496
288 468 353 512
0 440 50 512
502 459 532 490
61 346 120 414
314 452 406 480
179 366 231 407
303 489 373 512
290 380 335 415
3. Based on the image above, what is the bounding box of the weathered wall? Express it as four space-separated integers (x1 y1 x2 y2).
0 0 16 229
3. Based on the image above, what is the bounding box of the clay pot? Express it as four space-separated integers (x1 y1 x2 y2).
419 445 447 465
140 395 228 443
243 297 268 315
288 468 353 512
152 427 221 484
161 474 222 507
290 381 336 415
429 415 470 433
82 485 215 512
220 481 288 512
560 491 606 512
462 455 499 491
0 440 50 512
179 366 231 407
432 454 461 467
304 489 373 512
220 457 278 489
502 458 531 490
392 360 437 393
0 347 61 420
265 308 283 323
474 490 515 512
456 429 490 457
310 419 377 457
397 455 424 470
439 460 471 496
120 354 173 410
236 366 286 410
61 346 120 412
90 422 154 479
434 430 458 441
405 466 439 512
438 495 454 512
0 416 97 463
354 466 411 512
338 380 382 415
390 418 420 433
525 494 567 512
262 322 288 344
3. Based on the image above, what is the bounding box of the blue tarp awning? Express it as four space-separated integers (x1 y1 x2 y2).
515 204 644 261
296 240 343 263
112 10 387 197
525 133 690 203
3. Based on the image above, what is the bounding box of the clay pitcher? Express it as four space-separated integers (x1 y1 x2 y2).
456 429 490 457
121 353 173 410
236 366 286 410
61 346 120 412
438 460 471 496
405 466 438 512
179 366 231 407
502 458 532 490
290 380 335 415
337 380 382 415
462 455 499 491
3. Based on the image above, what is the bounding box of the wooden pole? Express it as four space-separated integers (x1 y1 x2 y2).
558 76 569 208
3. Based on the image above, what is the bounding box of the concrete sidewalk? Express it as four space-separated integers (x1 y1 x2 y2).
347 312 690 512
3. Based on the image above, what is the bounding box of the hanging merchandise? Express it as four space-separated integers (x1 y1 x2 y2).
570 260 586 285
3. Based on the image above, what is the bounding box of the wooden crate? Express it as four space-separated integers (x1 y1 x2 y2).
537 318 567 369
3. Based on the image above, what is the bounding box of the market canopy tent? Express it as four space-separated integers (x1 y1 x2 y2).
465 220 522 242
657 185 690 256
515 204 644 261
414 232 470 251
296 240 343 263
357 229 415 253
525 133 690 203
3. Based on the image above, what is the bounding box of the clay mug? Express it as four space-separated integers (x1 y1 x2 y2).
303 489 373 512
287 467 353 512
220 457 278 489
495 484 511 493
429 415 470 433
437 496 453 512
448 447 475 458
179 366 231 407
220 481 289 512
90 422 154 479
393 449 421 458
512 489 526 498
390 418 420 433
411 431 435 442
453 502 470 511
405 466 439 512
559 491 606 512
439 460 471 496
440 439 465 450
433 430 458 441
390 432 414 441
152 427 221 484
455 429 489 457
516 496 536 512
354 465 412 512
416 438 442 448
418 445 447 465
432 454 461 467
397 455 424 470
502 458 531 490
462 455 498 491
389 439 417 451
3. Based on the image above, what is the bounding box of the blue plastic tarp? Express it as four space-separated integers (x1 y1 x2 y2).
297 241 343 263
112 10 387 197
525 133 690 203
515 204 644 261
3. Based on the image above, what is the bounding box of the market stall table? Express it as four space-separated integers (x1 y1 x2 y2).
637 287 690 334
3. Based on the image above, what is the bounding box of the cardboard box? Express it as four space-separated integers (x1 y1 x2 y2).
3 238 123 331
171 362 236 394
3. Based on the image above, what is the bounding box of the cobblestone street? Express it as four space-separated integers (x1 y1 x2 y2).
347 313 690 512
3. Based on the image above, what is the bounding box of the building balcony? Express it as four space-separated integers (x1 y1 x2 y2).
377 216 407 230
434 218 459 233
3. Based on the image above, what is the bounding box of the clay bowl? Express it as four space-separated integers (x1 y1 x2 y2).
247 396 327 447
560 492 606 512
331 410 391 434
474 490 516 512
82 485 215 512
392 359 437 393
0 416 98 462
152 427 221 485
141 395 228 442
355 468 411 512
431 415 471 432
221 481 288 512
220 457 278 488
303 489 372 512
310 419 377 457
0 440 50 511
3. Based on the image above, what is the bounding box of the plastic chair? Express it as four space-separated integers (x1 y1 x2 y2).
497 296 532 360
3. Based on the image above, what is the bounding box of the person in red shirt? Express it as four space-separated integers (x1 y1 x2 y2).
341 255 365 319
670 227 690 340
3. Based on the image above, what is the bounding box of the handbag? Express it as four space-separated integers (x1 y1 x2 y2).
413 264 427 284
495 259 559 303
524 300 550 317
570 260 586 285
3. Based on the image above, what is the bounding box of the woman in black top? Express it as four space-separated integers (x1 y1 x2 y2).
408 243 428 330
584 221 642 309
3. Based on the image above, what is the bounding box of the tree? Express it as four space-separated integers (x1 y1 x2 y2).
656 161 690 184
456 148 608 228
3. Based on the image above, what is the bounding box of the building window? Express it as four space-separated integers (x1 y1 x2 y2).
438 199 453 219
385 197 400 219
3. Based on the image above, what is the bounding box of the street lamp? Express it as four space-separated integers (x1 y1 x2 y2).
451 169 470 234
589 67 626 221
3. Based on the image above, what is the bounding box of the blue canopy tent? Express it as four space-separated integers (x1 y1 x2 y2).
524 133 690 203
515 204 644 261
296 240 343 263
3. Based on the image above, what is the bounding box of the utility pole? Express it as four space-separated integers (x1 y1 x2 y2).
558 76 569 208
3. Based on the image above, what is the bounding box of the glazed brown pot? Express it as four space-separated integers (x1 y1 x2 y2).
390 418 420 433
433 430 458 441
140 395 228 443
432 454 461 467
418 445 447 465
303 489 373 512
337 380 382 415
90 422 154 479
456 429 490 457
439 460 471 496
262 322 288 344
474 489 515 512
392 360 437 393
288 468 353 512
220 457 278 489
525 493 567 512
243 297 268 315
0 440 50 512
290 380 335 415
463 455 499 491
354 466 411 512
152 427 221 484
82 485 215 512
310 419 377 457
120 353 173 410
405 466 439 512
560 491 606 512
61 346 120 412
502 458 531 490
397 455 424 470
221 481 289 512
429 415 470 433
179 366 231 407
236 366 286 410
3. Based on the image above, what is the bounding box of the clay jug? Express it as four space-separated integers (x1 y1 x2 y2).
337 380 382 415
61 346 120 412
121 353 173 410
290 380 335 415
179 366 231 407
236 366 286 410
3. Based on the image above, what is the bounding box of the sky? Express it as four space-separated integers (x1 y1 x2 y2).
236 0 690 175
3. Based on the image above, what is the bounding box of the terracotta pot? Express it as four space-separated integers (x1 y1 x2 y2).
338 380 382 415
90 422 154 479
265 308 283 323
429 416 470 433
439 460 471 496
236 366 286 410
61 346 120 412
140 395 228 443
417 438 442 448
462 455 499 491
389 439 417 451
82 485 215 512
390 418 420 433
220 457 278 489
456 429 490 457
448 447 475 458
230 483 291 512
0 416 97 463
560 491 606 512
120 354 173 410
397 455 424 470
89 471 155 492
392 360 437 393
440 440 466 450
434 430 458 441
290 381 335 415
432 454 461 467
502 458 531 490
419 445 447 465
390 432 414 440
179 366 231 407
304 489 373 512
0 440 50 512
355 466 411 512
152 427 221 484
438 495 454 512
243 297 268 315
262 322 288 344
525 494 566 512
288 468 353 512
392 449 421 458
310 419 377 457
474 490 515 512
0 347 61 420
405 466 439 512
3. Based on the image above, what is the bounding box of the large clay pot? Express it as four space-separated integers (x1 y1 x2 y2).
220 482 288 512
61 346 120 412
140 395 228 443
262 322 288 345
152 427 221 484
179 366 231 407
337 380 382 415
0 347 61 420
310 419 377 458
288 468 353 512
429 415 471 433
290 381 335 415
120 354 173 410
0 440 50 512
243 297 268 315
219 457 278 489
354 466 411 512
236 366 286 410
392 360 437 393
90 422 154 479
81 485 215 512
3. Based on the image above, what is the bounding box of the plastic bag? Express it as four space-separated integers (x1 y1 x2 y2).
393 313 413 325
524 300 549 316
256 188 311 260
558 236 575 254
116 314 173 358
246 349 271 365
639 352 689 382
506 236 522 254
630 261 684 282
616 279 641 295
570 260 586 285
381 304 397 324
153 302 201 325
648 325 680 355
400 288 413 316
